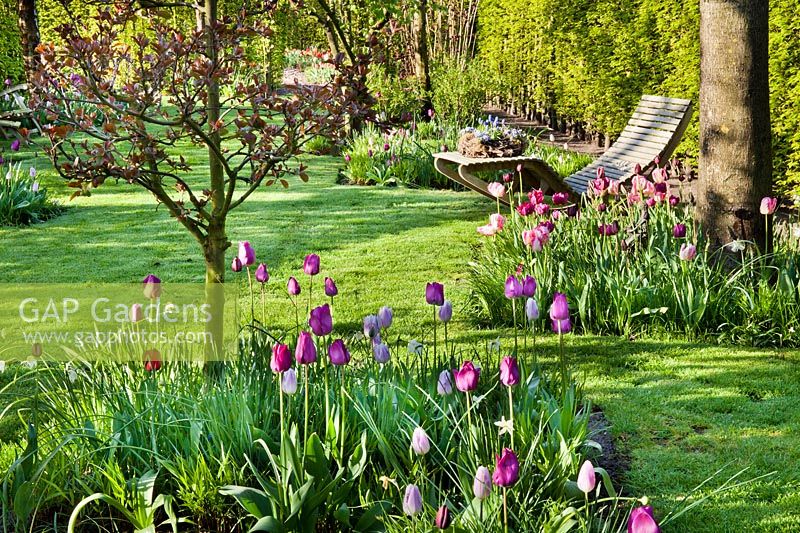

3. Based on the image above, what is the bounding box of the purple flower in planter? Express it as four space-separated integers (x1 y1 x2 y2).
328 339 351 366
295 331 317 364
270 343 292 373
142 274 161 299
492 448 520 487
303 253 320 276
628 506 661 533
499 356 520 387
309 304 333 336
522 275 537 297
238 241 255 266
425 282 444 306
453 361 479 392
504 275 523 299
324 276 338 297
255 263 269 283
287 276 301 296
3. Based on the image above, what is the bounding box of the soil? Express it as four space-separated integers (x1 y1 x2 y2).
589 408 632 494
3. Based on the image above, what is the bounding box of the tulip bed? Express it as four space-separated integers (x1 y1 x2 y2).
1 141 799 531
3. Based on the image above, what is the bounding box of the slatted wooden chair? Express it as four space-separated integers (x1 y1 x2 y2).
433 95 693 204
0 83 43 139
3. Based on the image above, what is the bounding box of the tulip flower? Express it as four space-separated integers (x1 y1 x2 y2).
10 139 20 152
255 263 269 283
504 275 523 299
295 331 317 364
552 192 569 205
31 181 39 192
490 213 506 230
402 484 422 516
672 223 687 238
487 182 505 198
669 195 679 206
516 201 535 216
373 342 390 364
378 306 393 329
473 466 492 500
477 223 498 236
328 339 351 366
427 108 435 118
439 300 453 322
434 505 451 529
525 298 539 321
29 167 36 178
437 369 453 395
760 196 777 215
287 276 301 296
453 361 479 392
679 243 697 261
344 154 351 162
130 303 144 323
411 427 430 455
383 143 390 152
363 315 380 340
142 274 161 299
231 257 243 272
598 221 620 236
425 282 445 306
271 343 292 373
550 292 569 321
577 460 596 493
281 368 298 394
628 506 661 533
324 276 338 297
499 356 520 387
303 253 320 275
309 304 333 336
238 241 255 266
144 350 161 372
522 275 536 297
492 448 519 487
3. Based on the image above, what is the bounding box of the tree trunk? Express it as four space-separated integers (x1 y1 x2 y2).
697 0 772 249
17 0 40 84
413 0 433 114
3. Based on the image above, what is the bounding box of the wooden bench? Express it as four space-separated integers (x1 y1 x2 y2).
434 95 693 204
0 83 42 139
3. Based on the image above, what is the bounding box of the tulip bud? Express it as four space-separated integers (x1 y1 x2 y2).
373 342 390 364
679 243 697 261
309 304 333 336
144 349 161 372
324 276 338 297
437 369 453 395
499 356 520 387
411 427 430 455
295 331 317 364
255 263 269 283
281 368 298 394
142 274 161 299
473 466 492 500
238 241 255 267
434 505 451 529
673 223 687 239
270 343 292 373
577 460 596 493
628 506 661 533
438 300 453 323
378 306 393 329
130 303 144 323
492 448 520 487
303 253 320 275
425 282 445 306
231 257 243 273
287 276 301 296
363 315 380 339
328 339 351 366
521 275 537 297
402 484 422 516
760 196 778 215
525 298 539 321
504 275 523 299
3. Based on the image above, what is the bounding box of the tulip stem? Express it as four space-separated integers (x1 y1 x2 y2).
303 364 309 454
502 487 508 533
558 329 566 389
246 266 254 324
511 297 518 355
465 391 473 450
508 386 514 449
308 276 313 316
432 305 438 370
278 373 285 438
339 366 345 460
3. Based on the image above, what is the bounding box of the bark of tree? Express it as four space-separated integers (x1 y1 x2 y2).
413 0 433 114
17 0 40 84
697 0 772 249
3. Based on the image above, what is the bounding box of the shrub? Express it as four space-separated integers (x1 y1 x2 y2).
0 161 61 226
431 60 488 125
367 64 425 122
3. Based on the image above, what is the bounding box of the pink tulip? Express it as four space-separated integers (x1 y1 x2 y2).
492 448 520 487
577 460 596 493
270 343 292 373
651 167 668 183
528 189 545 204
130 303 144 323
490 213 505 230
534 203 550 216
760 196 777 215
453 361 479 392
232 256 243 272
607 179 621 196
516 201 535 216
238 241 256 266
487 182 505 198
628 506 661 533
287 276 301 296
499 356 520 386
552 192 569 205
679 243 697 261
669 195 680 206
477 224 498 236
627 192 641 204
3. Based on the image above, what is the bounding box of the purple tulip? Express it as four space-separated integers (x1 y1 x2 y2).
10 140 20 152
552 316 572 333
598 221 620 236
550 292 569 320
669 195 679 207
473 466 492 499
522 275 537 297
295 331 317 365
437 369 453 395
504 275 523 299
434 505 451 529
525 298 539 321
577 460 596 493
499 356 520 387
363 315 380 340
552 192 569 205
383 143 390 152
411 427 430 455
492 448 520 487
303 253 320 276
679 243 697 261
453 361 479 392
373 342 390 364
231 257 243 272
142 274 161 299
368 149 374 157
238 241 255 266
255 263 269 283
378 306 393 329
287 276 301 296
130 303 144 323
270 343 292 373
29 167 36 178
673 223 687 238
281 368 298 394
328 339 351 366
324 276 338 297
425 282 445 306
402 484 422 516
628 506 661 533
566 205 579 217
309 304 333 336
438 300 452 323
31 181 39 192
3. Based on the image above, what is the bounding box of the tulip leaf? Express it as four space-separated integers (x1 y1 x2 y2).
218 486 271 518
304 433 330 480
333 503 350 525
249 516 282 532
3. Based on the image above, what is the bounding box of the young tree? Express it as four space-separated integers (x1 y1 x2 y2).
17 0 40 84
29 0 367 358
696 0 772 248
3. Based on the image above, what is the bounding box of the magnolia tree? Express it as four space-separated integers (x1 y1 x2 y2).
29 0 371 358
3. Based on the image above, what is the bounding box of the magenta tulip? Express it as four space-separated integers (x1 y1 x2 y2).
303 253 320 275
142 274 161 299
10 139 20 152
231 257 243 273
673 223 687 238
255 263 269 283
295 331 317 364
324 276 338 297
628 506 661 533
287 276 301 296
669 195 679 206
550 292 569 321
552 192 569 205
577 460 596 493
328 339 350 366
492 448 520 487
760 196 778 215
504 275 523 299
270 343 292 373
522 275 537 297
499 356 520 387
425 282 445 306
434 505 451 529
453 361 479 392
238 241 255 266
309 304 333 336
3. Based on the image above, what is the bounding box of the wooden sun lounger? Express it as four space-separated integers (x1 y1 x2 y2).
0 83 43 139
434 95 693 204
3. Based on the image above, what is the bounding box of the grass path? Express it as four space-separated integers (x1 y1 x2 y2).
0 144 798 531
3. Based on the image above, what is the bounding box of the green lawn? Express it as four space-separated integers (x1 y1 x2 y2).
1 141 798 531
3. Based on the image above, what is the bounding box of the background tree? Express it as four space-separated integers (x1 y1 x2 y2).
29 0 367 356
696 0 772 248
16 0 39 83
